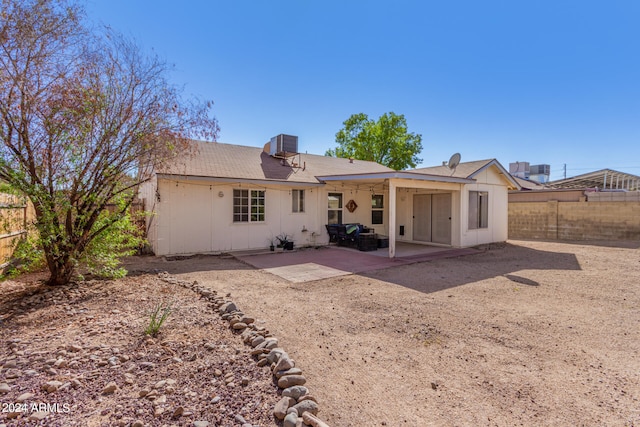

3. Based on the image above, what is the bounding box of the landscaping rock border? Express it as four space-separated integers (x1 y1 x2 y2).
159 272 332 427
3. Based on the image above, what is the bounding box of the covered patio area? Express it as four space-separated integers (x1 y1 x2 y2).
316 159 518 258
317 171 473 259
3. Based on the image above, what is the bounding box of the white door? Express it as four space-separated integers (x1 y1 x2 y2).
431 193 451 244
413 194 432 241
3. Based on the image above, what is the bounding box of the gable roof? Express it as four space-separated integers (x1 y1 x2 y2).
155 141 393 185
410 159 520 189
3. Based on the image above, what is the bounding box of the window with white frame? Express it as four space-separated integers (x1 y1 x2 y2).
233 189 265 222
468 191 488 229
327 192 343 224
371 194 384 224
292 189 305 213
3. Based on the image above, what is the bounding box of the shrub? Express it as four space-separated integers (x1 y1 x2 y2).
144 301 173 337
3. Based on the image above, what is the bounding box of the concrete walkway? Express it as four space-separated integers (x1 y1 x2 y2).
235 243 480 283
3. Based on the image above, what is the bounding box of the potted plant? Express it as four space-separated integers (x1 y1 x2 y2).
268 238 275 252
275 233 294 251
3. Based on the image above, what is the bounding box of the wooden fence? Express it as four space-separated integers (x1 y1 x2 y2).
0 193 34 268
0 197 145 269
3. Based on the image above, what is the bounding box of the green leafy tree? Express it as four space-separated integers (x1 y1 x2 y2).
326 112 423 170
0 0 219 285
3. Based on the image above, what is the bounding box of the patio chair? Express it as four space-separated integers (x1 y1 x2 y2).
337 223 360 247
326 224 340 243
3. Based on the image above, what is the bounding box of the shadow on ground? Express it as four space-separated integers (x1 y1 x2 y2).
122 253 255 276
514 238 640 249
359 242 581 294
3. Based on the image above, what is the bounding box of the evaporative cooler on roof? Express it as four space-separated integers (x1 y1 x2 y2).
269 134 298 158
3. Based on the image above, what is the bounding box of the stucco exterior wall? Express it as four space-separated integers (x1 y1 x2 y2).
509 201 640 241
455 167 510 247
459 180 509 246
149 178 397 256
143 164 513 256
151 178 331 255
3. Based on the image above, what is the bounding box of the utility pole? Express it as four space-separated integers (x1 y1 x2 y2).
563 163 566 179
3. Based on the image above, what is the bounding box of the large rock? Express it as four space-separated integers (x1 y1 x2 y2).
262 338 279 350
282 385 308 400
302 412 331 427
283 412 298 427
273 355 295 372
4 369 21 379
67 344 83 352
219 302 237 314
292 399 319 416
266 348 287 365
258 338 279 351
232 322 248 330
41 381 63 393
240 315 255 324
275 367 302 379
29 411 49 421
277 375 306 388
17 392 34 402
102 382 118 394
274 396 295 420
251 336 265 347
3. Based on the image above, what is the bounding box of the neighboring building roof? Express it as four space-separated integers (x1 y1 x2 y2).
512 176 547 190
546 169 640 191
156 141 393 185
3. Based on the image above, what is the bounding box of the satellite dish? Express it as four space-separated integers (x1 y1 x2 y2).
448 153 461 170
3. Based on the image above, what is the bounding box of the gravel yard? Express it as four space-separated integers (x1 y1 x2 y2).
1 239 639 426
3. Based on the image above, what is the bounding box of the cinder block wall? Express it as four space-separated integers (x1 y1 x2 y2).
509 201 640 241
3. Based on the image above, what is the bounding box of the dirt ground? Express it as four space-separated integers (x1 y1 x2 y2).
0 272 280 426
2 239 640 426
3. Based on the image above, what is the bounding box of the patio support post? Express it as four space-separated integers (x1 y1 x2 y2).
389 180 396 258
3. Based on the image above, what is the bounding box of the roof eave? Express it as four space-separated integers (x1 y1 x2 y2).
156 173 325 187
467 159 521 190
316 171 475 184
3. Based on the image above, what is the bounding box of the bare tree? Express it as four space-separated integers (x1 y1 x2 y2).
0 0 218 285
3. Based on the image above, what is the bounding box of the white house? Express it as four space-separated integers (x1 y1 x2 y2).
139 136 519 257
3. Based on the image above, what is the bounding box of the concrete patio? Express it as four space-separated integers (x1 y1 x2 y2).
234 242 480 282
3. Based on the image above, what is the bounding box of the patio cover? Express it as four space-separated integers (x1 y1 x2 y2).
316 171 476 258
546 169 640 191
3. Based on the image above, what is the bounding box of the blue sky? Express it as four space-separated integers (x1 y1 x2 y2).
86 0 639 181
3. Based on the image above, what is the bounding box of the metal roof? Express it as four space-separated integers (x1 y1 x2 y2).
546 169 640 191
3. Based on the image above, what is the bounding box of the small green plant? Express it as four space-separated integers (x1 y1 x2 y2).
144 301 173 337
79 207 146 279
2 233 46 279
